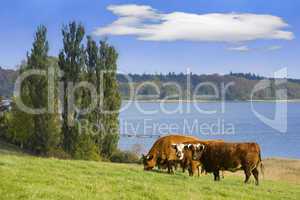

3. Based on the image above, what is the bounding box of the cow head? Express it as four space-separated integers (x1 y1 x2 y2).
188 144 205 160
171 144 186 160
142 154 155 170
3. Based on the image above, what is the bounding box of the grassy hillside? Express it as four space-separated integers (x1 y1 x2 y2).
0 142 299 200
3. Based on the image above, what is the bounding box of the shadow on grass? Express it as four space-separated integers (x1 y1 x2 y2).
145 168 193 179
0 140 25 156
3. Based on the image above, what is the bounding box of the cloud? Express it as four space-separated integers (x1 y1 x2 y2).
227 45 284 52
94 4 294 42
106 4 159 19
266 45 282 51
227 46 250 52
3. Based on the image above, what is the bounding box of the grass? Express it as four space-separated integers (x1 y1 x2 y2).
0 142 299 200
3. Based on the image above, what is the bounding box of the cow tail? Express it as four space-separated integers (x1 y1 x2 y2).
259 151 265 178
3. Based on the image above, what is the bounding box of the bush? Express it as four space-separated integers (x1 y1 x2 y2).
110 149 140 164
73 135 100 161
46 148 71 160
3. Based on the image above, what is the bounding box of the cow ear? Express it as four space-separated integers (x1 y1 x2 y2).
194 144 203 150
199 144 205 151
171 144 177 149
184 145 189 150
187 144 193 150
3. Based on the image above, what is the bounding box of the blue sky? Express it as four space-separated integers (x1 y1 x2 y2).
0 0 299 78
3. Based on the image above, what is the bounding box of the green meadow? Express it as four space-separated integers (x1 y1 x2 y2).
0 141 299 200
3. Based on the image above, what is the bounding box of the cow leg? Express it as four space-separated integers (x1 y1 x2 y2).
188 167 193 176
244 168 251 184
157 157 161 170
167 162 171 173
252 168 259 185
213 171 220 181
221 171 225 179
171 160 176 173
174 161 178 171
218 171 221 181
181 161 186 173
197 166 200 177
201 167 205 174
167 160 175 174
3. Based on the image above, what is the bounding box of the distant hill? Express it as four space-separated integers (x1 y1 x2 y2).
118 73 300 100
1 67 300 100
0 67 17 97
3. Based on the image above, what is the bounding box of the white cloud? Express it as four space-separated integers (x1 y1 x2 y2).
227 45 250 52
94 4 294 42
227 45 284 52
107 4 159 19
267 45 282 51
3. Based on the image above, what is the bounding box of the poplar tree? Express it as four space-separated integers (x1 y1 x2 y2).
83 38 121 158
58 22 85 153
98 40 121 157
8 26 60 153
27 26 61 154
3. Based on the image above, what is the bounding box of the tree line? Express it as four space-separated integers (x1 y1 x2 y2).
0 22 121 161
118 73 300 100
2 69 300 100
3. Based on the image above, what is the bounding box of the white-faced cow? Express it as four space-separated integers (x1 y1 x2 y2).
142 135 201 173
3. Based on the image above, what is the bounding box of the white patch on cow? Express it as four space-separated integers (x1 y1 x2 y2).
174 144 185 160
191 144 205 151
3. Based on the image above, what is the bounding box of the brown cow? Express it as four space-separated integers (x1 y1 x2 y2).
180 144 202 176
172 140 224 176
190 141 263 185
142 134 201 173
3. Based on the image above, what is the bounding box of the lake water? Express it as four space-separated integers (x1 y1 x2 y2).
118 102 300 159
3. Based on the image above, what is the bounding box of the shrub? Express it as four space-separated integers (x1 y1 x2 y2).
110 149 140 164
73 135 100 161
46 148 71 160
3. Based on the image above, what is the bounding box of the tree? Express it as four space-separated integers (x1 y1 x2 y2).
98 40 121 157
83 37 121 158
26 26 61 154
4 23 121 160
6 100 34 149
58 22 85 153
84 36 98 122
5 63 34 148
7 26 61 153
